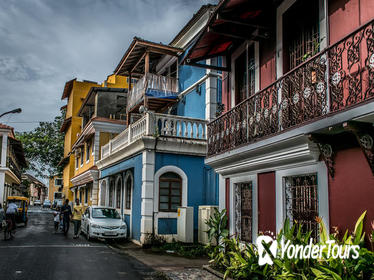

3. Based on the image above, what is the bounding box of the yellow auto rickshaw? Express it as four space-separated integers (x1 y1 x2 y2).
6 196 28 226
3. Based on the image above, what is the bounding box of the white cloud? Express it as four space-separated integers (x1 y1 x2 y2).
0 0 217 131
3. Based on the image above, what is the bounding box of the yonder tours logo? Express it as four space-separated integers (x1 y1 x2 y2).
256 235 360 266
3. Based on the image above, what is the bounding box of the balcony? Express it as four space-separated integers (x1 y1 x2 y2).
101 113 207 159
208 20 374 157
127 73 178 113
7 157 22 180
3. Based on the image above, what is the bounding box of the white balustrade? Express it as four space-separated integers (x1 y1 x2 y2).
100 113 208 160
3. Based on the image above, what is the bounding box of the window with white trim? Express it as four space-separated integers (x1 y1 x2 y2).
125 176 132 210
109 180 114 208
159 172 182 212
116 179 121 209
235 182 253 242
86 141 91 162
283 173 319 239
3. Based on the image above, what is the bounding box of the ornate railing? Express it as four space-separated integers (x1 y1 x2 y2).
101 113 207 159
7 157 22 180
127 73 178 112
208 20 374 156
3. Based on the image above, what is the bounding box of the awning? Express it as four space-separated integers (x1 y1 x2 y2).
183 0 274 67
114 37 183 77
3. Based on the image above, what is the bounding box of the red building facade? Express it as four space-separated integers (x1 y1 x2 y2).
185 0 374 242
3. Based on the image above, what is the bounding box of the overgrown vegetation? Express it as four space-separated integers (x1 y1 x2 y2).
206 209 374 280
144 233 207 258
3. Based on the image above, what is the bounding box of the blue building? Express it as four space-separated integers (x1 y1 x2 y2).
97 5 222 245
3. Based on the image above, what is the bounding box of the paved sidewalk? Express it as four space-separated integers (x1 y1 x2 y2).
109 241 220 280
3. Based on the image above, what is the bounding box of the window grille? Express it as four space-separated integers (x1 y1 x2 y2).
284 173 318 239
235 182 253 242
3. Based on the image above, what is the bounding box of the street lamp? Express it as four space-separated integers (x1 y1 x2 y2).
0 108 22 118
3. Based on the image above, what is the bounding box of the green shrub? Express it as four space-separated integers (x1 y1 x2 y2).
205 210 374 280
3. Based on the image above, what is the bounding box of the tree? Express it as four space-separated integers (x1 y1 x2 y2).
16 111 65 178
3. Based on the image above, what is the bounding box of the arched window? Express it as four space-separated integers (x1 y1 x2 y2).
116 177 122 209
125 176 132 209
109 180 115 207
159 172 182 212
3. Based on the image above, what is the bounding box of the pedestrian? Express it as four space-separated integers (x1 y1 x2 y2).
53 208 60 233
6 200 18 230
0 203 5 229
72 198 83 239
60 199 72 236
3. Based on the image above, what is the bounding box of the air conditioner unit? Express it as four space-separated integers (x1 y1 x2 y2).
177 207 193 243
198 205 218 245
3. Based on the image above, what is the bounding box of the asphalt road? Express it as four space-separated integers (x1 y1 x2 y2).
0 207 154 280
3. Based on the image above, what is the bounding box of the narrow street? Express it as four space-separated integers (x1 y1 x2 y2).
0 207 154 280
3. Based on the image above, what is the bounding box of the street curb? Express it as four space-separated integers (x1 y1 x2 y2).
202 265 233 280
107 244 172 280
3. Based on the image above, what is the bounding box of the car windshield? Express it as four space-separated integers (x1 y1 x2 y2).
92 208 120 219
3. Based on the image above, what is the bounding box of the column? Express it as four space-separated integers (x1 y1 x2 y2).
205 58 218 122
140 150 155 244
1 133 8 167
92 180 99 206
0 133 8 205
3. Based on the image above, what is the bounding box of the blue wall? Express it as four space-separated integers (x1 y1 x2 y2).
100 153 143 241
176 64 206 119
158 218 177 235
155 153 218 239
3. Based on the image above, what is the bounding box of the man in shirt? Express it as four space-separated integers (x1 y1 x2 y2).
72 198 83 239
60 199 72 236
6 200 18 230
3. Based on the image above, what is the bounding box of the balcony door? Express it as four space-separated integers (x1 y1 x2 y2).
283 0 320 73
233 44 256 106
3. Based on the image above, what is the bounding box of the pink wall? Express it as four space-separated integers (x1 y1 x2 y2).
329 0 374 44
328 147 374 238
258 172 276 234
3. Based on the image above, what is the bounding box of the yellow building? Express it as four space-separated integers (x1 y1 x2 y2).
59 79 100 202
48 175 63 203
0 124 27 205
60 75 128 205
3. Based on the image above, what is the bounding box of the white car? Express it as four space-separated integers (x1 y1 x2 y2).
34 200 41 206
81 206 127 240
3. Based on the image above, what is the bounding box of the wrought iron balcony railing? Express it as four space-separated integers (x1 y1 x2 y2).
127 73 178 112
208 19 374 157
7 156 22 180
101 112 207 159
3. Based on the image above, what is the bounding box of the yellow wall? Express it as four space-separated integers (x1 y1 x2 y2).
61 80 98 201
102 74 128 88
74 140 95 175
62 75 128 202
48 176 62 202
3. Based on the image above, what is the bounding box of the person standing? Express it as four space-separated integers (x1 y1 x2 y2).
0 203 5 229
53 208 60 233
72 199 83 239
6 200 18 230
60 199 72 236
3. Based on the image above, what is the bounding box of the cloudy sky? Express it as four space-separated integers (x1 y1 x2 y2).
0 0 217 132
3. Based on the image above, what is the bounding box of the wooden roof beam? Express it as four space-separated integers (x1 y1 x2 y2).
131 51 147 73
216 13 269 30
